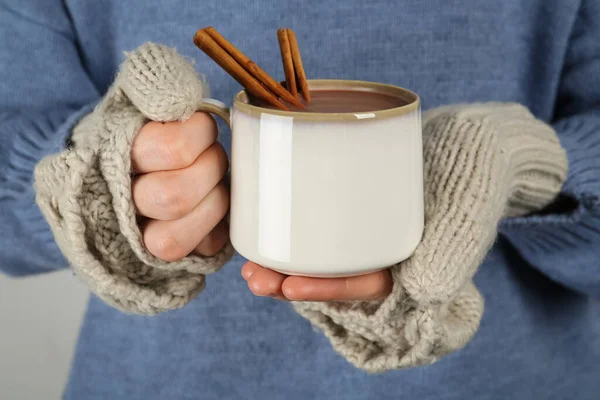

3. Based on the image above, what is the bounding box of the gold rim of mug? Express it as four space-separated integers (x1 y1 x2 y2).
233 79 420 121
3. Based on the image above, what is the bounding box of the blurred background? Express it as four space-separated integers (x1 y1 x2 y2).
0 272 88 399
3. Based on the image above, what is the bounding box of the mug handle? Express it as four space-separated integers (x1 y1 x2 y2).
196 98 232 128
196 98 233 225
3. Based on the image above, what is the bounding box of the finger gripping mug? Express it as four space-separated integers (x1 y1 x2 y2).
197 80 423 277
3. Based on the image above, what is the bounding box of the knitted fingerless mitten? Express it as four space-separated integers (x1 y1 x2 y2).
294 103 568 372
34 43 233 315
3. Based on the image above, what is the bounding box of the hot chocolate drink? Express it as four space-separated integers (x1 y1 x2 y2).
253 89 407 113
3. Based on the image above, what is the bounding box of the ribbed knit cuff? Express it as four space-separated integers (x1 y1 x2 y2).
424 103 568 218
499 113 600 296
4 104 97 192
500 109 568 218
0 104 97 276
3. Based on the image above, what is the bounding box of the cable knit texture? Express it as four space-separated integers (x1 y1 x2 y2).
34 43 233 314
294 103 568 372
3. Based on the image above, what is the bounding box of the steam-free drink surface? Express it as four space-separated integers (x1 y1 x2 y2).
253 89 408 113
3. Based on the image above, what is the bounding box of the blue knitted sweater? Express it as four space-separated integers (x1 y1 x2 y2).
1 1 599 399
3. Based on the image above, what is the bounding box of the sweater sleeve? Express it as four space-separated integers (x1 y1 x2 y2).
0 1 99 276
498 0 600 297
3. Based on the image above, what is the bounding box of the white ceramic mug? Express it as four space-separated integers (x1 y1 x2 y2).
197 79 423 277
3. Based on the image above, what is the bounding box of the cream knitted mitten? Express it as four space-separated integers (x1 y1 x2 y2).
34 43 233 314
294 103 568 372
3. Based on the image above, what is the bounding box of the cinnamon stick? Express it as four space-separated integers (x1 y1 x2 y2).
194 29 289 111
287 29 311 103
204 27 304 109
277 28 298 99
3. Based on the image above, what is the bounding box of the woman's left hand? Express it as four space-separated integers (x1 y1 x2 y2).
241 262 393 302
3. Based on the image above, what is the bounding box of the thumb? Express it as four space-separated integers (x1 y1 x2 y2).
117 42 207 122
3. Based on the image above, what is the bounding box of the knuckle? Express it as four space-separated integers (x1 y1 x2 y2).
194 112 218 139
152 179 189 219
144 229 184 262
161 130 197 169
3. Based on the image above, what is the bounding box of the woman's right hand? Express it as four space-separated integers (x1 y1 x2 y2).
131 112 230 261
